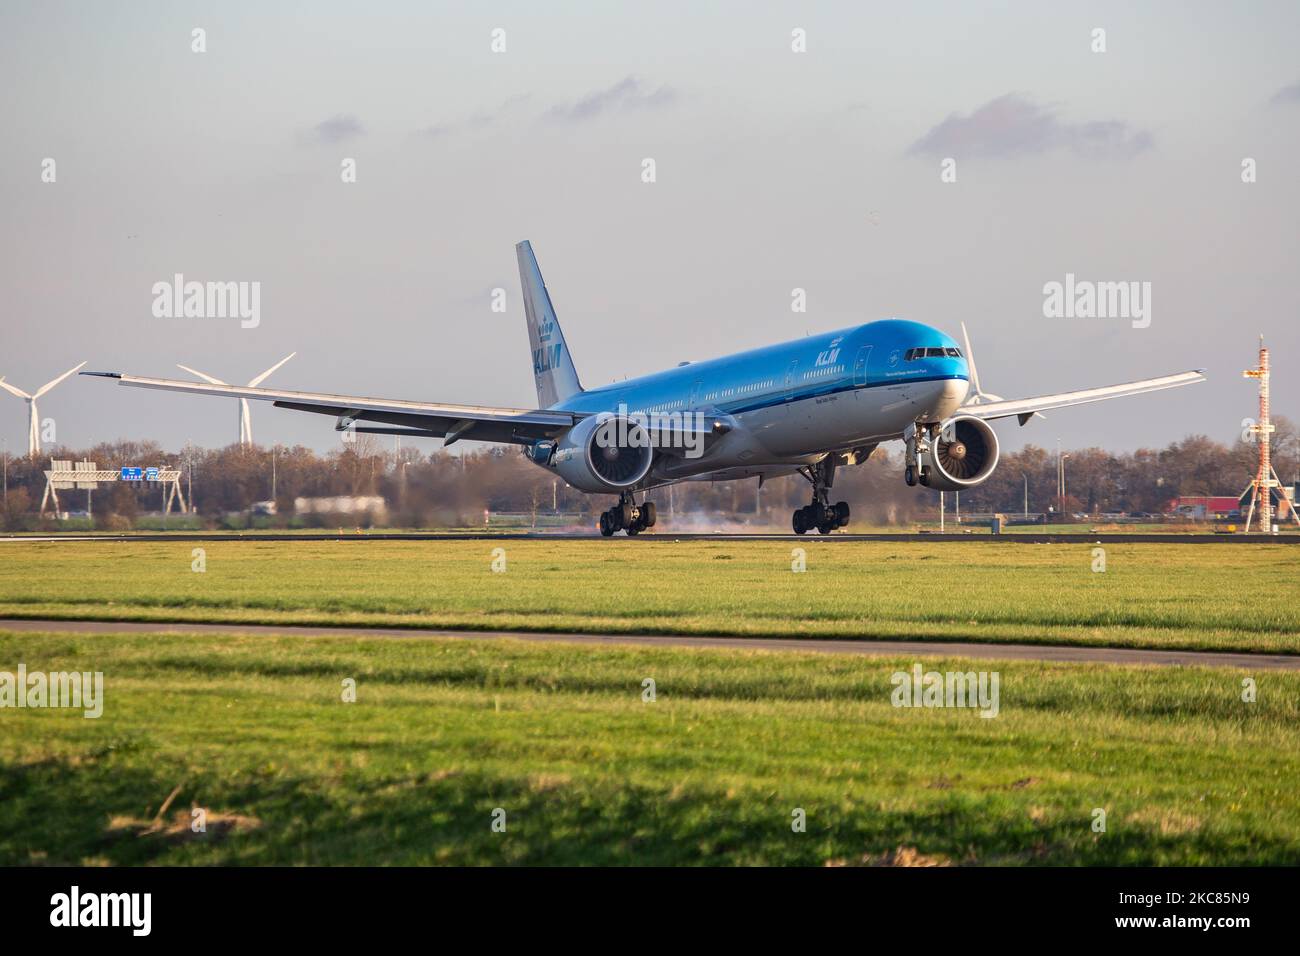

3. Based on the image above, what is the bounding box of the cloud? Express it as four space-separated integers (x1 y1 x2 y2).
303 114 364 145
908 94 1152 160
545 76 677 123
415 95 530 140
416 111 494 140
1269 81 1300 105
413 81 675 141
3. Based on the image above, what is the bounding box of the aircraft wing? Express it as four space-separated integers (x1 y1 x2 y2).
959 370 1206 425
82 372 580 445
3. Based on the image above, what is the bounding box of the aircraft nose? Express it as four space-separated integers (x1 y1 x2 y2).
938 376 968 416
913 376 969 421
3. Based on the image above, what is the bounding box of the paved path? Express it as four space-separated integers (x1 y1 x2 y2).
1 618 1294 669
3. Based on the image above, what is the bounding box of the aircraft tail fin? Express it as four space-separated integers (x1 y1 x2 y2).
517 240 583 407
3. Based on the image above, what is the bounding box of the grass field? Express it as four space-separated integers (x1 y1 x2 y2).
0 539 1296 653
2 627 1297 866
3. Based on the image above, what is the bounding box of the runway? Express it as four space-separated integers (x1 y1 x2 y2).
2 617 1296 669
3 532 1298 544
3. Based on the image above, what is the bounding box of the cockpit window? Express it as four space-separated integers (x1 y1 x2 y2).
905 347 963 361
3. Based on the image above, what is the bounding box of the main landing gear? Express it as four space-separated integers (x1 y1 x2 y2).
598 492 657 537
792 457 850 535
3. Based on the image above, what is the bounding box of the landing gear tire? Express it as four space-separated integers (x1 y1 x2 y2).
905 466 917 487
816 504 837 535
795 458 850 535
602 495 657 537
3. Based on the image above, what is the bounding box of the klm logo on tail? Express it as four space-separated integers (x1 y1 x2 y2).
534 343 563 375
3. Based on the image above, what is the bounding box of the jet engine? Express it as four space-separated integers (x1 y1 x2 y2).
917 414 1000 491
547 414 655 493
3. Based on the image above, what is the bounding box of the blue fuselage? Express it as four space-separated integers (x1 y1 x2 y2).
549 319 969 480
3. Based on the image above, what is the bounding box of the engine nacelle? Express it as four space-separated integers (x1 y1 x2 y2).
919 415 999 491
547 414 655 493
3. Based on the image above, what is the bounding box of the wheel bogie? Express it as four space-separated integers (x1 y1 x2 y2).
600 498 658 536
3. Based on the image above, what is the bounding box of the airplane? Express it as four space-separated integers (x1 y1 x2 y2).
84 241 1205 536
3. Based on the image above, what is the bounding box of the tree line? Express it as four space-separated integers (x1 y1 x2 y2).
1 417 1294 531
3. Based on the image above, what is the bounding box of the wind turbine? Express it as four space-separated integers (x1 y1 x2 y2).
0 362 87 456
959 322 1043 420
177 352 296 448
959 322 1004 406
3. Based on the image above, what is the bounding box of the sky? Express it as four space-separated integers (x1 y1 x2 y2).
1 0 1298 456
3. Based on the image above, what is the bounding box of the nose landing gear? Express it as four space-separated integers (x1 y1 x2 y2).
791 457 850 534
599 492 657 536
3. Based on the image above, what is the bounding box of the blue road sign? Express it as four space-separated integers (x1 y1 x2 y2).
121 467 143 481
145 467 160 481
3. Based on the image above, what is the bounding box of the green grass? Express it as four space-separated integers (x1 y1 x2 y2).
0 540 1296 653
2 628 1296 866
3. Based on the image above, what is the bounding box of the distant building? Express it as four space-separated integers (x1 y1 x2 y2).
294 495 387 516
1166 496 1241 519
1238 485 1295 519
1167 490 1294 520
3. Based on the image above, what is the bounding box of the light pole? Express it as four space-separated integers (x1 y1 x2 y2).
1059 454 1071 511
1056 438 1061 500
1023 473 1028 516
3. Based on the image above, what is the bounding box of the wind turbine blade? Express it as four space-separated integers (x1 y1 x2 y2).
33 362 87 398
0 379 32 400
176 364 228 386
247 352 296 388
241 398 253 446
960 322 982 397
